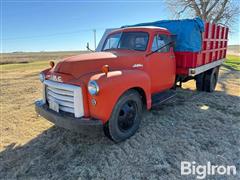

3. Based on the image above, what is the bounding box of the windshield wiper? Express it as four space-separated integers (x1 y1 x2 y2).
146 41 174 57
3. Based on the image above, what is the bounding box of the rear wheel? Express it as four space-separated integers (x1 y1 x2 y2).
204 67 219 92
104 90 143 142
195 73 205 91
195 67 219 92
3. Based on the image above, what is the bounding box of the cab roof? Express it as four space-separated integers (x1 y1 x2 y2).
109 26 170 35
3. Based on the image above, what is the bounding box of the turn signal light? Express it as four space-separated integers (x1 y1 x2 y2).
102 65 109 75
50 61 55 68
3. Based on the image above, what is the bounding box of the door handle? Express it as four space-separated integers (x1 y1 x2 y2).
170 55 175 59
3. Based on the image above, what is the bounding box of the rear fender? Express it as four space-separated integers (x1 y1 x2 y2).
88 70 151 123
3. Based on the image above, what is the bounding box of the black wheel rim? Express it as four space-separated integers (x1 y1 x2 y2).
117 100 137 132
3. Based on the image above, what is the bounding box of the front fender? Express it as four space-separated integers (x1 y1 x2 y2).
88 70 151 123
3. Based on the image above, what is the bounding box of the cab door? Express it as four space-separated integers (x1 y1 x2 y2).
147 33 176 93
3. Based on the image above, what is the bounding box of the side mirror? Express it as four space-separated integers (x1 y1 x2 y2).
86 42 94 52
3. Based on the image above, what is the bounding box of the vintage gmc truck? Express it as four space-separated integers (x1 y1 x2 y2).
35 18 228 142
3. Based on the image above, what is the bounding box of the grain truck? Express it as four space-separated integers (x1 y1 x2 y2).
35 18 228 142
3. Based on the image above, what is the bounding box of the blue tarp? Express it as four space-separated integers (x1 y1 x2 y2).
122 17 204 52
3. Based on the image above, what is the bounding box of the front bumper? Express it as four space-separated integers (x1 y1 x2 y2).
35 100 103 134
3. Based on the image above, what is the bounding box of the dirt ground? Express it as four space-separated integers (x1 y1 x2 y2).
0 62 239 179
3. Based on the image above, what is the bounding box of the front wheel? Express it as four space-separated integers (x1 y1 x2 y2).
104 90 143 142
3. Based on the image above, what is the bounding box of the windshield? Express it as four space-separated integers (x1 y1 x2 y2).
102 31 149 51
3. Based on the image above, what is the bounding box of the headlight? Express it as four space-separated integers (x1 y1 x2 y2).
88 80 99 95
39 73 45 82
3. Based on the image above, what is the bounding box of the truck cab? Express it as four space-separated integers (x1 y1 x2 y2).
102 27 176 93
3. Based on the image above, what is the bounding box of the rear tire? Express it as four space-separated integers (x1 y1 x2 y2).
195 67 219 92
203 67 219 92
195 73 205 91
104 90 143 143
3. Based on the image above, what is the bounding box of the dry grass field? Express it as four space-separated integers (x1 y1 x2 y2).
227 45 240 56
0 51 87 65
0 53 240 179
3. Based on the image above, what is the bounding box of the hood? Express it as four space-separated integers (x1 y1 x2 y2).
53 51 144 79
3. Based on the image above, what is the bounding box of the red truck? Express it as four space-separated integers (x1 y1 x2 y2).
35 19 228 142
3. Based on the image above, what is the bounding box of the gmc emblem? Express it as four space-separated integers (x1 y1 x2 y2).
50 75 62 82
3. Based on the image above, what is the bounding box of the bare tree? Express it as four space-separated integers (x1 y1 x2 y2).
165 0 240 27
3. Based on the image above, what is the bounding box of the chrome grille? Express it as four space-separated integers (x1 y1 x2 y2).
43 80 84 118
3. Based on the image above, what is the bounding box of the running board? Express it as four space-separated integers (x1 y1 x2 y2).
151 90 176 107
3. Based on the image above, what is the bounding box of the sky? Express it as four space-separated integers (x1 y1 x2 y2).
1 1 240 53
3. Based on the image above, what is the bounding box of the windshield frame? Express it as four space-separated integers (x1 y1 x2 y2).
102 31 149 52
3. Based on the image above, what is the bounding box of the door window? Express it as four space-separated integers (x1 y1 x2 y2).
151 34 171 52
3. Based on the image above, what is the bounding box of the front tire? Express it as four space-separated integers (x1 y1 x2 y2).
104 90 143 142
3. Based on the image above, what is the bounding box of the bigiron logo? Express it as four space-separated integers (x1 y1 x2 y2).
181 161 237 179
